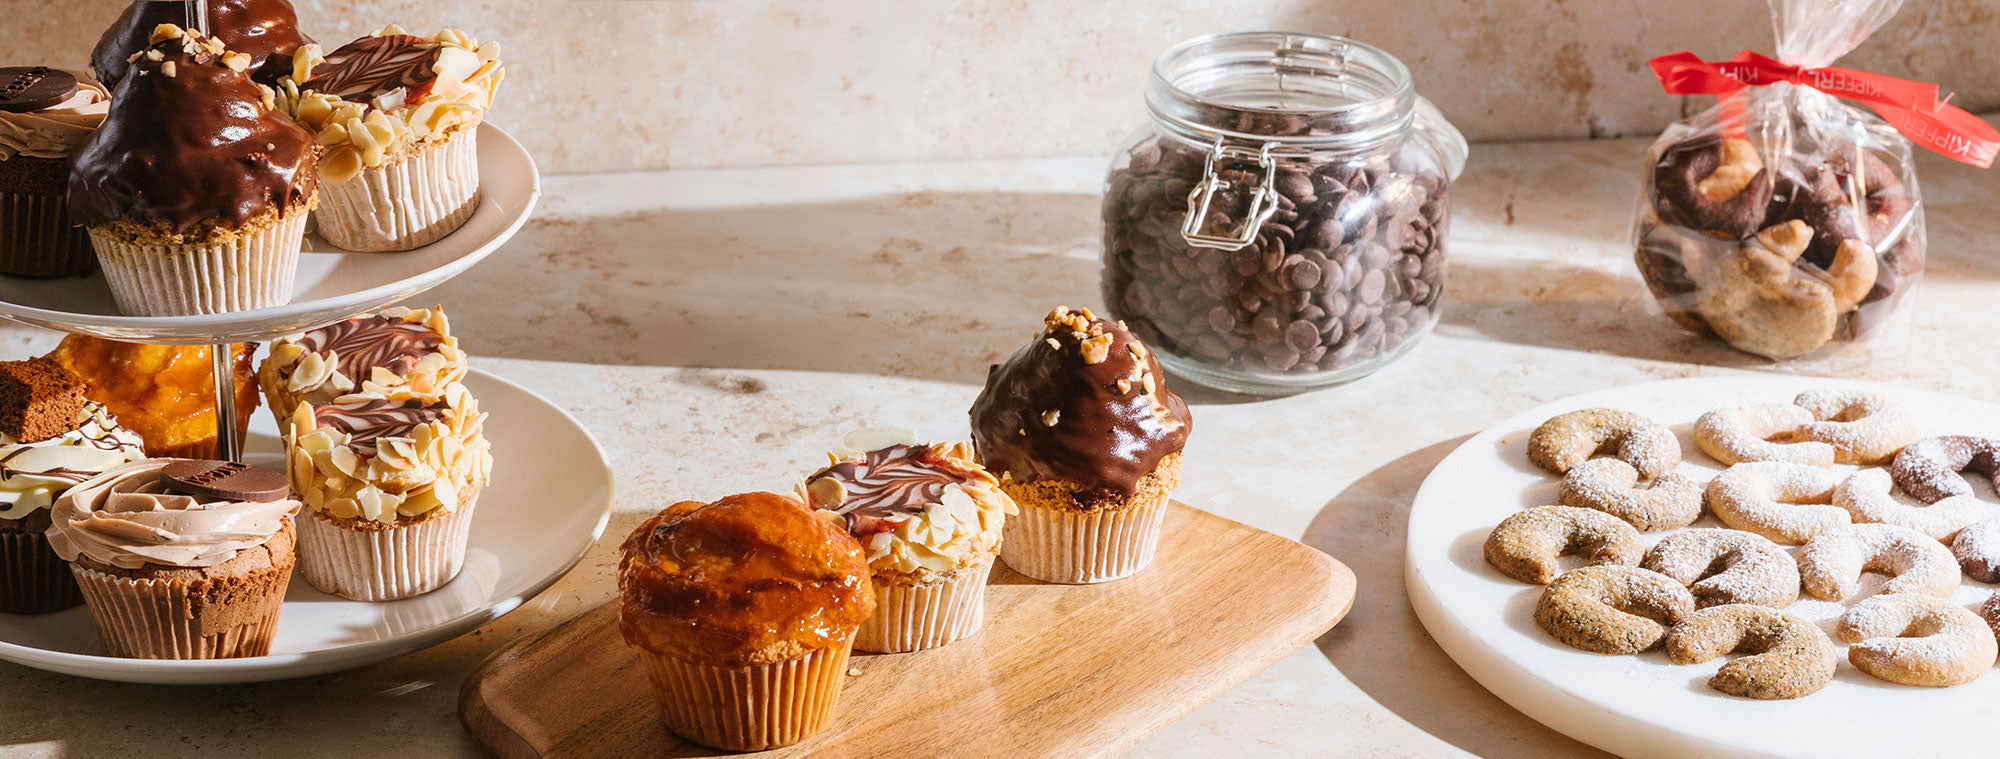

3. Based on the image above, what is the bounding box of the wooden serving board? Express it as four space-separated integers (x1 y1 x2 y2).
459 502 1355 758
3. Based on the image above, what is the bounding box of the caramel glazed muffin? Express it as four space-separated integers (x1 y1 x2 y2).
66 25 318 316
286 381 491 601
259 306 468 429
800 429 1016 653
970 306 1191 584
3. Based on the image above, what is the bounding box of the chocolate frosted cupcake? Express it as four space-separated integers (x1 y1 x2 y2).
276 27 503 251
619 492 874 751
92 0 311 87
67 25 318 316
970 306 1191 583
0 67 110 277
285 382 490 600
0 359 144 613
46 459 300 659
799 428 1015 653
259 306 467 431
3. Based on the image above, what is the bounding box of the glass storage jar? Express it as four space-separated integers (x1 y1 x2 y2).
1101 32 1466 395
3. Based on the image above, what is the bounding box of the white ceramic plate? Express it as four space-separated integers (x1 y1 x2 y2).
0 122 540 344
1407 375 2000 759
0 369 612 684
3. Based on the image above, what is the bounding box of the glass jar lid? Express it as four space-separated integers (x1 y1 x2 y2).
1146 32 1418 150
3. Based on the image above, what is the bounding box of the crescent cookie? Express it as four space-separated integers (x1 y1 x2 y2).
1527 408 1680 479
1833 468 1983 541
1534 565 1694 655
1891 435 2000 503
1556 459 1704 531
1704 462 1846 545
1798 523 1959 601
1951 517 2000 583
1980 593 2000 643
1694 404 1835 467
1641 528 1799 609
1790 390 1921 465
1838 594 1998 687
1665 604 1837 700
1482 506 1644 585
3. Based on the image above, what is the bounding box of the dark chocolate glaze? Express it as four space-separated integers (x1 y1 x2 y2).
969 307 1190 497
66 30 318 232
92 0 312 87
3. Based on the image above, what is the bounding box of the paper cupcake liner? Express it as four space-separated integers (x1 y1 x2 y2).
296 497 479 601
854 560 992 653
0 529 82 614
639 638 853 752
0 188 94 277
89 205 308 316
70 564 286 659
1000 494 1169 584
314 129 480 252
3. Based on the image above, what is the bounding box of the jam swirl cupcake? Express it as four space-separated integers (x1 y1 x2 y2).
259 306 467 431
276 26 503 251
0 67 110 277
285 382 490 601
970 306 1191 583
800 428 1015 652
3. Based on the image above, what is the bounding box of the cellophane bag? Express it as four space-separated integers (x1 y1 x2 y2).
1633 0 1923 361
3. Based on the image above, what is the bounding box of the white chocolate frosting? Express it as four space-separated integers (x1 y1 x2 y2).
45 459 300 569
0 71 109 160
0 402 144 520
800 429 1015 577
287 381 491 523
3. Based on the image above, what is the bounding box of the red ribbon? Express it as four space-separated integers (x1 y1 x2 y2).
1650 50 1999 169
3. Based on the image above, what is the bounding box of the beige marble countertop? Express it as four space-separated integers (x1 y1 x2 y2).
0 124 1996 757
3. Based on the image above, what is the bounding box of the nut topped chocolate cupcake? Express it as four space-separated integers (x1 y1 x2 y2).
970 305 1191 583
91 0 312 87
68 24 318 316
0 67 111 277
259 306 468 428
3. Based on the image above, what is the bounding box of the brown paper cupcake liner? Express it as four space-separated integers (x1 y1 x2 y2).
854 559 991 653
89 204 308 316
314 128 480 252
639 637 853 752
70 564 286 659
1000 493 1169 584
296 496 479 602
0 188 94 277
0 529 82 614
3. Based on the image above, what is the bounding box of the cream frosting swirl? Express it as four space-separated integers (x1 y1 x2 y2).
0 402 145 520
801 429 1016 577
0 71 109 160
45 459 300 569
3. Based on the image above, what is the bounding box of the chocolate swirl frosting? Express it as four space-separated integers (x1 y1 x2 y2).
970 306 1191 497
314 398 445 455
91 0 312 87
809 443 975 537
67 26 318 232
296 314 445 381
304 34 445 105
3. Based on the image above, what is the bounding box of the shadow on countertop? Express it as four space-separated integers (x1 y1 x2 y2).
1302 435 1614 759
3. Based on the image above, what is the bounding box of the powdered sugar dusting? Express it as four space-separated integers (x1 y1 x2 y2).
1528 408 1681 479
1558 458 1704 531
1642 528 1799 608
1793 391 1922 465
1836 594 1998 687
1834 468 1984 540
1891 435 2000 503
1799 523 1959 601
1951 517 2000 583
1695 404 1834 467
1706 462 1847 545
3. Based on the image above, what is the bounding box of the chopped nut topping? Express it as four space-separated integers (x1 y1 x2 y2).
1116 379 1132 394
1142 373 1157 394
805 476 846 508
1041 409 1060 427
1044 337 1061 350
1079 334 1112 364
159 61 177 78
222 52 252 72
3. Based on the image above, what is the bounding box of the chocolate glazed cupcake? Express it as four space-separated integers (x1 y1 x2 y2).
92 0 312 87
67 25 318 316
0 67 110 277
970 306 1191 583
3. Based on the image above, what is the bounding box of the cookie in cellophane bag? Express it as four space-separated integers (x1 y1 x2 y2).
1631 0 1996 361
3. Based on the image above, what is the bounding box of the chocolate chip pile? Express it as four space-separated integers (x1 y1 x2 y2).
1101 135 1449 377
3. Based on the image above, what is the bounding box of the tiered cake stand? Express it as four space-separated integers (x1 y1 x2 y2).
0 125 614 684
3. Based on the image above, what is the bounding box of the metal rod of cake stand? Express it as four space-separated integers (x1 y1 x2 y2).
212 342 240 462
189 0 209 35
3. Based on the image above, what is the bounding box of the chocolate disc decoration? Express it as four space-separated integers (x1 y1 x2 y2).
0 67 79 113
161 459 291 502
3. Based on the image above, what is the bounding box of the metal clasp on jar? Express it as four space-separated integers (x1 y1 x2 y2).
1180 138 1282 251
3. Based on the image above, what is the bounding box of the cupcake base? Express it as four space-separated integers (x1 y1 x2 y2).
296 495 479 602
0 155 95 277
67 523 295 659
89 204 310 316
855 559 992 653
0 520 82 614
1000 495 1169 584
638 639 853 752
314 128 481 252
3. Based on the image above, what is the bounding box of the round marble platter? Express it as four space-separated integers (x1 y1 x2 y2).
0 369 612 684
0 122 539 344
1407 375 2000 759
